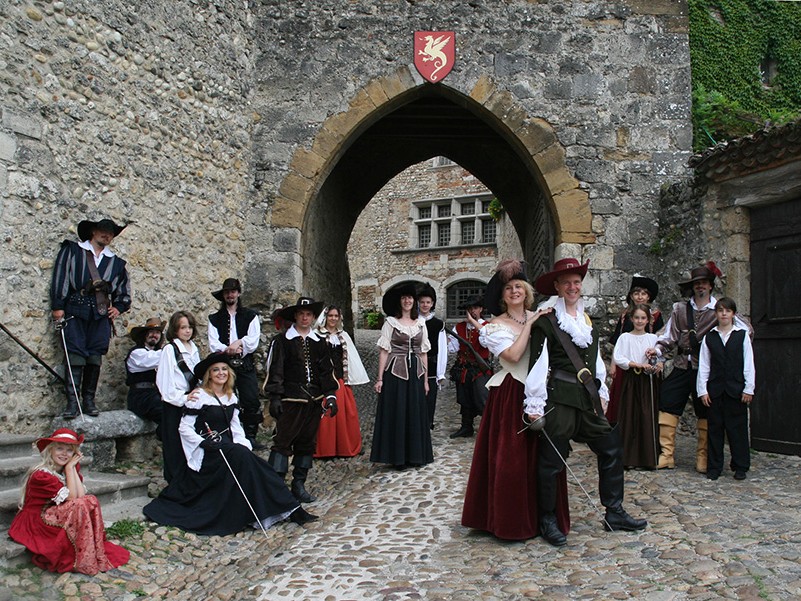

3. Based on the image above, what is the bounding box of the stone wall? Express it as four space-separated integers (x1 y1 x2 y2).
1 0 694 434
0 0 260 432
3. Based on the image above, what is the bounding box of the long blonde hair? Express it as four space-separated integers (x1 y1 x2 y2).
18 443 70 509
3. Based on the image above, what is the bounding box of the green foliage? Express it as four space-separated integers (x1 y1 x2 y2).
689 0 801 150
362 308 382 329
106 518 146 540
487 197 505 222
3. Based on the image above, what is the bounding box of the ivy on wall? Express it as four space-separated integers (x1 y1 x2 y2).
689 0 801 150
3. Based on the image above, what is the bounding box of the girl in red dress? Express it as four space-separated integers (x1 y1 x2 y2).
9 428 129 574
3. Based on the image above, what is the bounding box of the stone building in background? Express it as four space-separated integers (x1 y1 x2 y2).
348 157 522 325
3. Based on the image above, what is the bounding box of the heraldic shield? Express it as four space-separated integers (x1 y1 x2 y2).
414 31 455 83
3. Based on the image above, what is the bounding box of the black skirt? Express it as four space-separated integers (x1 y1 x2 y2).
144 406 299 535
370 355 434 467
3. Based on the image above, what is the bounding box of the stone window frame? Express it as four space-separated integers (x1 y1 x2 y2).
411 193 495 250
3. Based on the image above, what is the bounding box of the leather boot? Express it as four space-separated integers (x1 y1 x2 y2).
537 432 570 544
81 363 101 417
62 364 83 419
291 455 316 503
267 450 289 480
695 418 708 474
449 414 474 439
657 412 679 469
589 426 648 532
539 512 566 546
289 506 319 525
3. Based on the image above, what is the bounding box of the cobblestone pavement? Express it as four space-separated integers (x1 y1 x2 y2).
2 331 801 600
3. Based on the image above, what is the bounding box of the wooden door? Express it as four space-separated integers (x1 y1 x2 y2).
750 197 801 455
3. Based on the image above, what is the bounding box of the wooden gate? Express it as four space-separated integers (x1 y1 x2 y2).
750 197 801 455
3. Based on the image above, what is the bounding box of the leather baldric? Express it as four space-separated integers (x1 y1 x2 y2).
546 313 605 418
84 250 110 316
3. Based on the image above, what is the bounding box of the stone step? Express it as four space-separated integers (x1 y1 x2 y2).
0 434 37 460
0 456 40 490
0 470 150 531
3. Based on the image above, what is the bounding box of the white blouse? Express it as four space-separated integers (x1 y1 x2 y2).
156 340 200 407
179 389 251 471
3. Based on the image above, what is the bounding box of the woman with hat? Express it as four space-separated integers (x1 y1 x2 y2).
9 429 130 574
461 259 569 540
144 353 317 535
313 305 369 458
370 283 434 468
606 276 664 424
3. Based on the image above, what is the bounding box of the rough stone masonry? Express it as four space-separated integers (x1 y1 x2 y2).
0 0 692 433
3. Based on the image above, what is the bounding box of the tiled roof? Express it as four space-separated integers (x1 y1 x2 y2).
689 119 801 182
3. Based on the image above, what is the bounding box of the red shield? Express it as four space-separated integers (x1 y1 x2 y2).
414 31 455 83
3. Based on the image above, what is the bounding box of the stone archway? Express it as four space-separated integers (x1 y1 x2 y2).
270 66 593 319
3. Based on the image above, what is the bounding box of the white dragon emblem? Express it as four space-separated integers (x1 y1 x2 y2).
418 34 451 81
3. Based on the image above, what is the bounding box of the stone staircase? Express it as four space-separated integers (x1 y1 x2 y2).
0 431 152 566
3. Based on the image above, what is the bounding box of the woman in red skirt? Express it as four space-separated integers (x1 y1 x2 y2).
314 305 370 458
9 428 129 574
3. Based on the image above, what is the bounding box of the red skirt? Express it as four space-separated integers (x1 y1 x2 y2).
606 367 625 423
314 379 363 458
10 494 129 575
461 374 570 540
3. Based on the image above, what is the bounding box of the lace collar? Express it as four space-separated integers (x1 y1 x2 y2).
36 467 66 483
553 297 593 348
285 324 321 341
387 316 424 336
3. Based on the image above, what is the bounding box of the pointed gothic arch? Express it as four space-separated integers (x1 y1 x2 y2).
269 67 593 320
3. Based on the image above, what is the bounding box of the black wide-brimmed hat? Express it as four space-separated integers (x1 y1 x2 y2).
212 278 242 301
417 283 437 307
278 296 324 323
77 218 127 242
483 259 528 316
193 352 233 382
628 275 659 302
458 294 485 311
534 258 589 296
129 317 166 345
381 283 418 317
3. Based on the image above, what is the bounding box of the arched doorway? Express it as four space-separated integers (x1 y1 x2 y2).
271 74 593 324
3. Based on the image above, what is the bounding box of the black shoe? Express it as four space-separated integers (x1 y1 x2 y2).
82 398 100 417
62 400 79 420
539 513 567 546
289 506 319 525
449 426 474 439
734 470 747 480
291 480 317 504
604 507 647 532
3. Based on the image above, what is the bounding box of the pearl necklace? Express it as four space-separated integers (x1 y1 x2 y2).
506 311 528 325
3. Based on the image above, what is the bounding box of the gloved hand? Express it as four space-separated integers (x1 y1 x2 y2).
199 437 222 451
324 396 338 418
269 398 283 419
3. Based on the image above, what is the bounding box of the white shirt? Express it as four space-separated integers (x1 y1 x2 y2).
656 295 751 354
697 324 755 397
126 347 162 372
78 239 115 266
179 389 251 471
208 311 261 357
156 340 200 407
525 300 609 416
613 332 659 369
422 312 448 381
